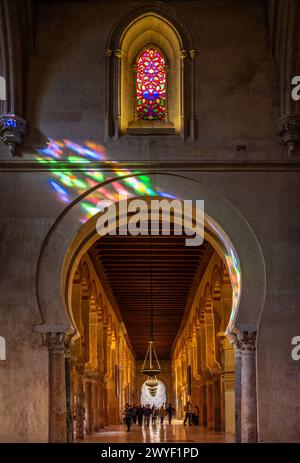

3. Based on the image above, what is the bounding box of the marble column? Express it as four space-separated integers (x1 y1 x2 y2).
75 363 85 439
46 332 67 443
85 379 93 434
65 338 73 442
239 330 257 443
234 340 242 442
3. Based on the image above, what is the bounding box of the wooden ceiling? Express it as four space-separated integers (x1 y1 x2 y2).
89 231 213 360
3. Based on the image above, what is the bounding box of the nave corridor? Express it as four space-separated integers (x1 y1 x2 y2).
67 221 237 443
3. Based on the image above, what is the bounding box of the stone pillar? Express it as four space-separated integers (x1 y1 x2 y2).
192 382 201 424
103 379 109 426
219 333 236 436
206 383 214 430
46 332 67 443
93 382 99 432
220 380 225 432
239 330 257 443
200 384 207 427
85 379 93 434
234 341 242 442
75 363 85 439
99 381 105 429
65 338 73 442
213 379 222 432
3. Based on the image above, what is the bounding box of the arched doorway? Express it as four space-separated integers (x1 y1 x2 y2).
34 171 265 443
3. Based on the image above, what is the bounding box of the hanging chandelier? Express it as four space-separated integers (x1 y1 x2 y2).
141 235 161 396
145 375 159 396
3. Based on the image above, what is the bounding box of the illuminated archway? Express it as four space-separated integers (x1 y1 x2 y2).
34 163 265 443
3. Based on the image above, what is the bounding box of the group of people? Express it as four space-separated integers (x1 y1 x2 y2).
123 403 176 432
183 400 200 426
123 401 200 432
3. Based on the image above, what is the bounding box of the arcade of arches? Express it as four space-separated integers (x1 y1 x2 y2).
67 231 236 442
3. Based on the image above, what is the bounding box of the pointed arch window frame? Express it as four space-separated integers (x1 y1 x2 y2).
105 3 197 140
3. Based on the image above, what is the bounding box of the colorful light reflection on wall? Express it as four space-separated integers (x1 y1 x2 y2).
206 216 241 325
36 139 176 223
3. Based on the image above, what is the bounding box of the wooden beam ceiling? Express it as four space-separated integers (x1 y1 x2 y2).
89 233 213 360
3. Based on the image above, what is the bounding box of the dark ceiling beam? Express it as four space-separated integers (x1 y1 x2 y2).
89 234 213 359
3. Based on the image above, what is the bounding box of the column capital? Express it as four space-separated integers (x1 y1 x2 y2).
179 49 187 59
217 331 232 348
277 114 300 157
45 332 66 354
189 49 197 59
237 330 257 352
226 328 257 352
114 49 123 58
226 330 242 351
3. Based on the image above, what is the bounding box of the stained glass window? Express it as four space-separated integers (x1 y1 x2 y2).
136 48 166 121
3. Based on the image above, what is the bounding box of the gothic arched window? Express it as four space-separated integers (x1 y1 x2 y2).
106 7 196 139
136 48 166 121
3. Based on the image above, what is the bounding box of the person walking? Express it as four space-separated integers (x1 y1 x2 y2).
137 404 144 426
193 405 199 426
152 407 158 425
183 401 192 426
166 403 175 425
144 404 151 426
123 404 133 432
131 404 137 425
159 405 166 425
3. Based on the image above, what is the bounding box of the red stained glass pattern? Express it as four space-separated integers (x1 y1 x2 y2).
136 48 166 120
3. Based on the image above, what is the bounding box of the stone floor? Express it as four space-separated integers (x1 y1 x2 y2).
78 420 235 443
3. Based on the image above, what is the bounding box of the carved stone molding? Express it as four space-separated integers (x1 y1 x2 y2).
179 49 187 60
114 49 123 58
277 115 300 157
189 49 197 59
0 113 27 155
